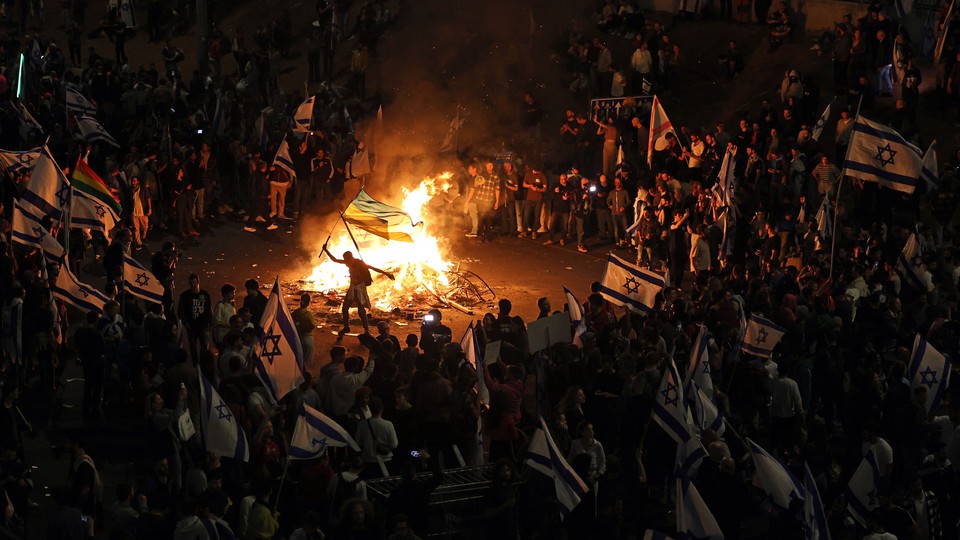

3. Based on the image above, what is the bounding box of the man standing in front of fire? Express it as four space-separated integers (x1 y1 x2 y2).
322 243 395 337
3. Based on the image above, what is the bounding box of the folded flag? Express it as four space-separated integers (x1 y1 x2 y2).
71 189 120 233
527 416 589 517
342 189 423 243
254 278 305 401
748 438 805 510
648 95 677 167
676 476 724 540
718 207 735 262
740 314 786 359
842 115 923 194
71 157 122 216
272 137 296 178
0 147 42 173
811 98 834 142
895 229 927 292
52 257 109 314
653 357 692 444
598 254 665 314
65 86 97 116
123 255 164 305
711 148 735 207
11 199 44 249
686 380 724 437
564 286 588 346
17 102 42 132
289 404 360 459
293 95 315 132
20 147 71 222
803 463 831 540
77 116 120 148
845 448 881 527
921 140 938 191
909 334 951 414
814 196 832 249
199 372 250 461
676 435 708 480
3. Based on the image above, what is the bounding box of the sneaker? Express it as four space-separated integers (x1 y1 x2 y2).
578 246 588 253
243 226 257 232
559 239 566 246
269 212 277 218
255 216 267 222
266 223 279 230
543 240 554 245
465 233 478 238
518 232 526 238
531 233 538 240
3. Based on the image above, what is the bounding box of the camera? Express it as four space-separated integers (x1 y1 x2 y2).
589 185 597 193
197 129 204 135
410 450 421 458
423 314 435 323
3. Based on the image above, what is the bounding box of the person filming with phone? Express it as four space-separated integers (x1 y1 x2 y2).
419 309 451 360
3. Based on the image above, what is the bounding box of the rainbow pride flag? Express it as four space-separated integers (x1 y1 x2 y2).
70 158 122 215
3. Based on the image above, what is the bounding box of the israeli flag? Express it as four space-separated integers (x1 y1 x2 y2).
17 102 43 133
564 286 588 345
748 438 805 510
254 278 305 401
642 531 675 540
20 147 71 223
909 334 951 414
272 137 296 178
842 115 923 194
711 148 735 208
676 476 724 540
676 435 708 480
122 255 164 305
10 200 44 249
685 325 714 399
845 448 881 527
51 257 109 314
740 314 786 359
289 404 360 460
77 116 120 148
526 416 589 517
199 372 250 462
598 254 665 314
686 380 724 437
70 188 120 233
65 87 97 116
0 147 42 173
293 95 315 132
459 322 488 404
653 357 693 444
811 98 834 142
803 463 831 540
895 229 927 292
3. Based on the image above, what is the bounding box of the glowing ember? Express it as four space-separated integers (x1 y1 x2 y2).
304 173 455 310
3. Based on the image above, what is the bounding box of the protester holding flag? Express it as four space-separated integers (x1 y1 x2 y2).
321 243 395 336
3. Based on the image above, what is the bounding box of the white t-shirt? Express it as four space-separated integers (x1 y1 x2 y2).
863 438 894 476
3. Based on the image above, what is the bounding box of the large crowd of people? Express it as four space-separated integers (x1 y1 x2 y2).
0 0 958 539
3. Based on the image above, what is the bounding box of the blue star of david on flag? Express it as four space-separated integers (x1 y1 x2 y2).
755 327 769 345
875 144 897 168
814 118 825 132
78 287 91 298
94 203 106 218
18 153 33 166
918 366 939 388
260 334 283 365
215 402 233 421
661 381 679 406
311 437 328 453
135 272 150 287
624 276 641 295
56 183 71 207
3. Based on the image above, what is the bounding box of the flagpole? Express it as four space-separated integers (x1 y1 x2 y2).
272 458 290 512
829 94 863 283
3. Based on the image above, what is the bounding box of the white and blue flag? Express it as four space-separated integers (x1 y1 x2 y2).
20 148 70 223
676 476 724 540
748 438 805 510
11 201 64 263
273 137 296 178
77 116 120 148
896 229 927 292
711 147 735 208
718 208 735 262
814 195 832 251
803 463 831 540
686 380 724 437
460 322 488 404
909 334 951 414
255 278 305 401
0 147 42 173
921 140 938 191
811 98 834 142
642 531 675 540
65 86 97 116
842 115 923 194
740 314 786 359
598 254 665 314
17 103 43 133
290 404 360 459
676 435 708 480
122 255 164 304
845 448 881 527
71 188 120 233
293 95 315 132
564 286 588 346
526 416 589 517
52 257 109 314
200 372 250 462
653 357 693 444
685 325 714 399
